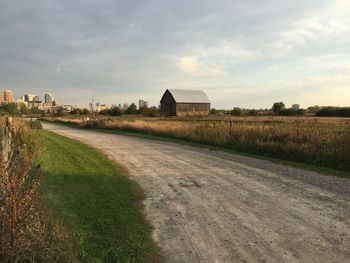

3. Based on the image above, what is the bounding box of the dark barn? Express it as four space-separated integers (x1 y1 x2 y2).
160 89 211 116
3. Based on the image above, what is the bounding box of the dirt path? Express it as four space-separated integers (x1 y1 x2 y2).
43 123 350 263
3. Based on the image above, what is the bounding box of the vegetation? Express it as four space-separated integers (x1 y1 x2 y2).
138 106 160 117
272 102 286 115
38 130 160 262
98 104 160 117
125 103 138 114
316 106 350 117
1 103 19 115
0 120 73 262
70 108 90 115
45 116 350 172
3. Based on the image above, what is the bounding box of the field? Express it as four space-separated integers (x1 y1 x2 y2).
37 129 160 262
43 115 350 172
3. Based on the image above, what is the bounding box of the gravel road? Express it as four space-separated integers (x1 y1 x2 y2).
43 123 350 263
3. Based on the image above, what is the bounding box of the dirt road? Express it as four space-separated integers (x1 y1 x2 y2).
43 123 350 263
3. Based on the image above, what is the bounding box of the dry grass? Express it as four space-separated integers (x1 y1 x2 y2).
0 120 75 262
77 117 350 171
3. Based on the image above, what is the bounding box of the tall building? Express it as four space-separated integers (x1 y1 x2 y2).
33 95 40 102
139 99 148 108
24 94 35 102
3 90 14 102
44 93 54 104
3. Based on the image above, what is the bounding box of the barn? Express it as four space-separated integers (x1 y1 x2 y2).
160 89 211 116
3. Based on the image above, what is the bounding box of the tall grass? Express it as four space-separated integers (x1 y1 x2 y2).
80 118 350 171
0 121 74 262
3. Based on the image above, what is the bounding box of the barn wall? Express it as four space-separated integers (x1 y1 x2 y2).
160 91 176 116
176 103 210 116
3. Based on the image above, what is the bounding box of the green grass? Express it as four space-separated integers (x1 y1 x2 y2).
37 129 161 263
41 120 350 178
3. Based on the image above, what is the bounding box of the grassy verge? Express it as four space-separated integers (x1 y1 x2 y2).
37 129 161 262
41 120 350 178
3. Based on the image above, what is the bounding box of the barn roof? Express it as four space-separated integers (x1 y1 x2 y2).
167 89 210 103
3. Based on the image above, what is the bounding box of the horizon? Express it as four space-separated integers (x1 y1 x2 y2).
1 0 349 109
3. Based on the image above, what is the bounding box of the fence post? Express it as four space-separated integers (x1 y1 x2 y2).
1 116 12 163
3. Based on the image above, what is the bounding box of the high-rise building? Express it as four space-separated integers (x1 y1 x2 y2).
44 93 54 104
139 99 148 108
24 94 35 102
3 90 14 102
33 95 40 102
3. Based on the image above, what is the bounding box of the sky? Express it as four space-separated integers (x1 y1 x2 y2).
0 0 349 109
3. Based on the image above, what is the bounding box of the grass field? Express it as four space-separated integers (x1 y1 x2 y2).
42 115 350 172
37 130 160 262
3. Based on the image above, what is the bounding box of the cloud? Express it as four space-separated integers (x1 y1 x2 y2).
177 41 258 76
0 0 349 108
269 18 349 57
177 56 227 77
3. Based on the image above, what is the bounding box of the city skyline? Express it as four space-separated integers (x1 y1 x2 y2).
0 1 349 109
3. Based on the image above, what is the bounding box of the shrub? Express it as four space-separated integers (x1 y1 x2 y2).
28 119 43 129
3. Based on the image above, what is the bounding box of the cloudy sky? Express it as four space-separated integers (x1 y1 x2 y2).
0 0 349 108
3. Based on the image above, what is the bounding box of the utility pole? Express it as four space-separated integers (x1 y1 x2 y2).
89 98 95 118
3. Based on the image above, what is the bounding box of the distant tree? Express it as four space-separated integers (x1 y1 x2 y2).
278 108 306 116
125 103 137 114
70 108 90 115
231 107 242 116
272 102 286 115
29 107 43 115
316 106 350 117
138 106 148 115
70 108 81 115
146 106 160 117
19 103 29 115
81 108 90 115
2 103 18 115
54 106 66 116
137 106 159 117
98 109 109 115
248 109 258 116
209 108 218 115
307 106 322 114
109 106 124 116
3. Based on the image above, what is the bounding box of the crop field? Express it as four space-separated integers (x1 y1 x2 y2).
44 115 350 172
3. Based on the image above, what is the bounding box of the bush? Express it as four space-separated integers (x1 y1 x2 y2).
139 106 160 117
28 119 43 129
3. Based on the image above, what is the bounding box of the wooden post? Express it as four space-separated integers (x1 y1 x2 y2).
6 116 12 127
1 116 12 163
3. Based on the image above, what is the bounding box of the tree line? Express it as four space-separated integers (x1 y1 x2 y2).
211 102 350 117
1 101 349 117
